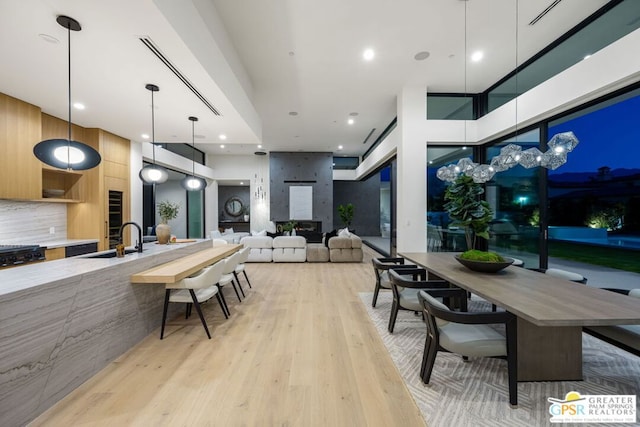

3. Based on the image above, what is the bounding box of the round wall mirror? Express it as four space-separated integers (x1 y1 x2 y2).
224 197 244 217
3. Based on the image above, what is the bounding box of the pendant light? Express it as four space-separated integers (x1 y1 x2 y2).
139 84 169 184
180 116 207 191
33 15 101 170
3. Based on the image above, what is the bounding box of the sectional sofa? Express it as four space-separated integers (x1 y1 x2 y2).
240 232 363 263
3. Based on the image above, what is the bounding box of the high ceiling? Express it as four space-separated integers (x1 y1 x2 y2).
0 0 609 159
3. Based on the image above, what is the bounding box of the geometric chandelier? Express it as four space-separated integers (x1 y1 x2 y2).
436 131 579 183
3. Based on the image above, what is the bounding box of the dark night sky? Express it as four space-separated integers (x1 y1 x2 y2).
548 94 640 174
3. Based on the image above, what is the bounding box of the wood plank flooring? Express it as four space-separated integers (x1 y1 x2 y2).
30 247 426 427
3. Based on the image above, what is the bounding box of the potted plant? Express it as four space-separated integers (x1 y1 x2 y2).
282 220 297 236
337 203 354 229
443 175 511 271
156 200 180 244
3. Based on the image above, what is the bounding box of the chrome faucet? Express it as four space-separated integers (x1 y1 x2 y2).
119 222 143 253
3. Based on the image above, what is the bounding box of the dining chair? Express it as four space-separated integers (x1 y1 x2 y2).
387 268 449 333
220 251 244 302
418 288 518 406
212 238 229 247
233 246 252 289
371 257 416 308
160 259 226 339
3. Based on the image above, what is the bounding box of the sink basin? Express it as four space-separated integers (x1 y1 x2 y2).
84 248 141 258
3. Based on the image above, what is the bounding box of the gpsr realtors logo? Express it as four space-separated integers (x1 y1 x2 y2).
548 391 636 423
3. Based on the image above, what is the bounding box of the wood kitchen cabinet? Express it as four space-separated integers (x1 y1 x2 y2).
0 93 42 199
67 128 130 251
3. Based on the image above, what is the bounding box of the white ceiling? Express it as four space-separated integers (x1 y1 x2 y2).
0 0 609 159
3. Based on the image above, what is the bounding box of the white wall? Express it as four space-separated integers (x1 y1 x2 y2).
396 85 427 253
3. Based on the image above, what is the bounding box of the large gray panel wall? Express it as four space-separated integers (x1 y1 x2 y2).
333 176 381 235
269 152 333 231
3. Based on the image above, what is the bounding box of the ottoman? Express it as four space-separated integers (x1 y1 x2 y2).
306 243 329 262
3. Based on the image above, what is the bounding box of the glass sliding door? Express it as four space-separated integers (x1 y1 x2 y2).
485 129 541 268
187 189 204 239
426 146 474 252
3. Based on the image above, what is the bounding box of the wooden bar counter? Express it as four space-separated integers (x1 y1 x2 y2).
131 244 241 284
400 252 640 382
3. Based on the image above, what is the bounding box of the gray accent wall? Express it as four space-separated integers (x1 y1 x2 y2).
269 152 333 231
333 176 381 235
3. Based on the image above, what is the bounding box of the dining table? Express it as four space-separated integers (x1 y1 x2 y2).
399 251 640 381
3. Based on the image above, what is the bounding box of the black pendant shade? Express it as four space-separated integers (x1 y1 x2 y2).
139 83 169 184
180 116 207 191
33 15 101 171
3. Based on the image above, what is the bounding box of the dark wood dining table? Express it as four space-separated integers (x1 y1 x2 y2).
399 251 640 381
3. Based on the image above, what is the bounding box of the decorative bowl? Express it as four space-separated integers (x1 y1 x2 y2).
454 254 514 273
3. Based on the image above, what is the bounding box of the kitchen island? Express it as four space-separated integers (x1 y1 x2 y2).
0 239 213 427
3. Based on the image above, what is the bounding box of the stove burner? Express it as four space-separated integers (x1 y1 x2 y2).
0 245 45 268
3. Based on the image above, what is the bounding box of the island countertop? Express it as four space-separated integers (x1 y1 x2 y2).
0 239 211 296
0 238 218 427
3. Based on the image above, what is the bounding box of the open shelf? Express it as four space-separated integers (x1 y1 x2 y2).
41 169 84 202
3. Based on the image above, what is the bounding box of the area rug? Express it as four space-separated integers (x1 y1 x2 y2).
359 292 640 427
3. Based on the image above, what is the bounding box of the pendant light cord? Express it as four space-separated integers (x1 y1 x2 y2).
191 119 196 177
66 23 72 168
514 0 519 140
151 89 156 165
464 0 467 146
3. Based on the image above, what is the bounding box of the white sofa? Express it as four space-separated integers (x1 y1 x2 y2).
240 235 273 262
210 229 249 244
272 236 307 262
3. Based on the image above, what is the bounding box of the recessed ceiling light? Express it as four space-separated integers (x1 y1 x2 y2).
38 33 59 44
219 134 227 140
73 102 85 110
349 112 359 116
258 144 262 149
141 134 149 139
462 146 468 150
414 51 430 61
240 182 244 185
289 111 298 116
220 144 225 149
363 48 375 61
348 118 355 125
583 54 592 60
338 145 343 150
428 160 433 164
471 51 484 62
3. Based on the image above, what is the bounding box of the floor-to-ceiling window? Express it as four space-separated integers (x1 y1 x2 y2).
545 87 640 273
485 129 541 269
426 146 474 252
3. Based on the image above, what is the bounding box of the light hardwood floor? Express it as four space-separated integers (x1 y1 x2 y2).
31 247 426 427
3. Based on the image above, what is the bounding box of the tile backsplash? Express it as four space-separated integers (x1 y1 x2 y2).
0 200 66 244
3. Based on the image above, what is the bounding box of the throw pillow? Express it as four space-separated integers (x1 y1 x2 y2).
324 229 337 247
223 227 234 235
251 229 267 236
338 227 351 237
211 230 222 239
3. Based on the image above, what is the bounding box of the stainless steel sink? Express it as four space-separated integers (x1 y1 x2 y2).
84 248 140 258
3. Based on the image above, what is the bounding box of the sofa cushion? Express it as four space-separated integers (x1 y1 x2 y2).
273 236 306 248
329 248 363 262
240 235 273 249
273 247 307 262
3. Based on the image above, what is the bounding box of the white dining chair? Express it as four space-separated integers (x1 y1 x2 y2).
219 251 244 302
233 246 252 289
160 259 226 339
